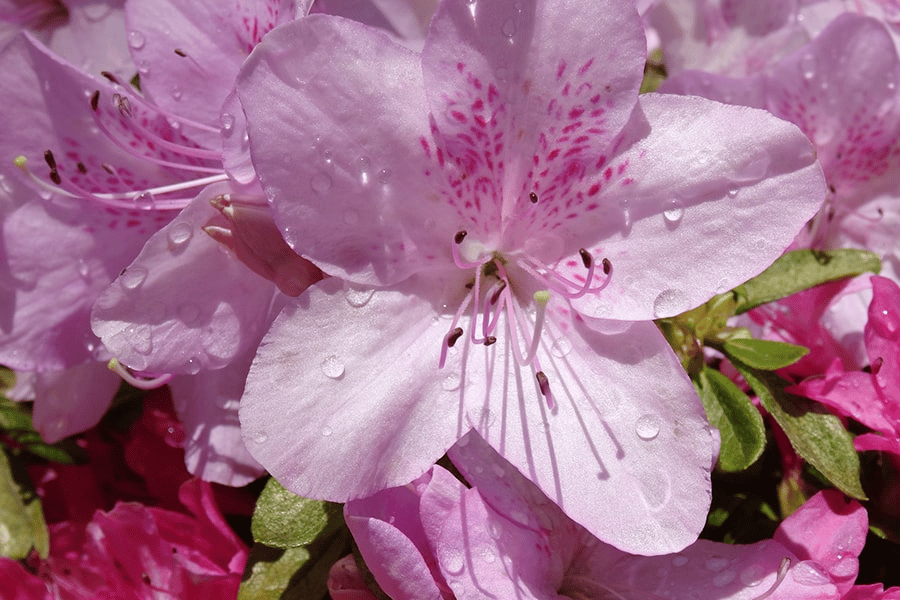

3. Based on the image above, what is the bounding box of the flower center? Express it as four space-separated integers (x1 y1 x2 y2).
441 229 612 409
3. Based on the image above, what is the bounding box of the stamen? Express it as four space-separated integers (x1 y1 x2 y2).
455 230 467 244
90 90 100 112
43 150 57 170
536 371 550 396
174 48 187 57
447 328 464 347
751 557 791 600
76 162 87 174
484 336 497 346
108 359 173 390
529 192 538 203
101 71 120 84
579 247 592 269
602 257 611 275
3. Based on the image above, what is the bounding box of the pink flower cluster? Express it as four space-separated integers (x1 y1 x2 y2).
0 0 898 598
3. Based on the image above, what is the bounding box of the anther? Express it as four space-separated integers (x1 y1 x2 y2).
77 162 87 174
454 230 468 244
872 357 884 375
489 280 507 305
579 248 592 269
529 192 538 203
536 371 551 396
101 71 120 84
90 90 100 111
447 327 464 347
43 150 56 170
174 48 187 57
602 257 611 275
49 170 61 185
484 336 497 346
101 163 116 175
750 557 791 600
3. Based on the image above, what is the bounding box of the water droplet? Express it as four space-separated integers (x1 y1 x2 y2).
491 462 506 477
799 53 816 79
662 199 684 225
550 337 572 357
378 168 392 184
320 355 345 379
252 431 268 444
310 172 332 193
727 188 739 198
740 565 764 586
127 30 146 49
83 3 112 21
792 561 830 585
137 60 150 76
178 303 201 325
171 87 183 100
77 259 90 278
713 569 736 587
621 207 632 233
502 18 516 37
705 557 730 572
220 113 235 132
125 324 153 355
121 266 148 290
345 287 375 308
635 414 660 440
134 191 155 209
321 426 333 437
322 149 333 164
732 155 771 183
444 549 465 574
488 521 502 539
672 556 689 567
481 548 496 564
167 222 192 247
442 372 461 391
184 357 201 375
653 288 689 318
828 555 858 578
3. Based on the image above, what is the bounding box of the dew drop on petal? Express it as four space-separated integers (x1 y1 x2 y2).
502 18 516 37
83 3 112 21
137 60 150 76
134 191 155 209
713 569 736 587
345 287 375 308
167 222 192 247
550 337 572 357
321 426 333 437
310 172 332 193
121 267 148 290
171 87 183 100
791 561 830 585
653 288 689 318
739 565 764 587
220 113 235 132
662 199 684 225
184 357 201 375
127 30 146 49
125 324 153 355
635 414 660 440
828 555 858 578
705 557 730 572
488 521 502 539
481 548 496 564
252 430 269 444
442 372 461 391
443 548 465 575
77 259 90 278
799 53 816 79
320 355 345 379
672 556 689 567
727 188 739 198
378 168 392 184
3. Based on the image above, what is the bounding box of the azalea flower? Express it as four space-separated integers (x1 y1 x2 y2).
334 433 868 599
238 0 824 554
661 13 900 281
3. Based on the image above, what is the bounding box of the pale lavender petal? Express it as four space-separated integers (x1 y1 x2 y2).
31 360 120 443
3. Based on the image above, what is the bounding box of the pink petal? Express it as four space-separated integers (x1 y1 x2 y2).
91 183 278 374
31 360 120 443
237 15 458 285
568 93 824 321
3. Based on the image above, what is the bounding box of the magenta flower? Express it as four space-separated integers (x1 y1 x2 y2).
791 275 900 457
339 433 867 599
237 0 823 554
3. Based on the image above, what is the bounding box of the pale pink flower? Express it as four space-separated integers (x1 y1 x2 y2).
237 0 824 554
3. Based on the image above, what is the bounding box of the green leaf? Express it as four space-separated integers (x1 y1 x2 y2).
251 478 344 548
723 338 809 370
733 362 866 500
733 248 881 314
0 450 48 559
239 529 350 600
694 366 766 471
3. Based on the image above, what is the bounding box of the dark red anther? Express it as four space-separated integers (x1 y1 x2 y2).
77 162 87 174
454 230 468 244
602 258 612 275
489 280 507 305
101 71 120 84
529 192 538 203
90 90 100 111
49 170 61 185
579 248 592 269
536 371 551 396
174 48 187 57
102 163 116 175
447 327 464 347
484 336 497 346
43 150 56 170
